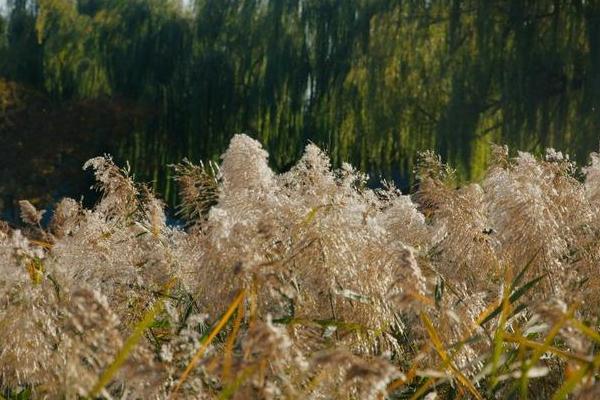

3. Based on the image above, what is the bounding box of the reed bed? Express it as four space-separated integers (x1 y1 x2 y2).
1 135 599 399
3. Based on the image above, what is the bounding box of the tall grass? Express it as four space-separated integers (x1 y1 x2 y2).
1 136 599 399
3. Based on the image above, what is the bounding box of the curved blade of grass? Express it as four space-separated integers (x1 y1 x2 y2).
551 352 600 400
169 289 245 399
303 206 320 225
479 274 546 326
502 334 592 364
477 253 543 327
511 248 542 290
568 319 600 343
408 377 435 400
222 298 244 383
512 304 576 398
551 364 591 400
218 365 257 400
528 305 575 366
420 313 483 400
88 278 176 397
490 289 511 389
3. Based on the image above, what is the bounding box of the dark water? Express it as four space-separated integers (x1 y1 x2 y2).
1 1 599 217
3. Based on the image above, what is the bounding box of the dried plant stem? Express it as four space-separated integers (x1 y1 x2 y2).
88 278 177 397
551 351 600 400
408 377 436 400
420 312 484 400
502 334 592 364
222 299 244 383
170 290 246 399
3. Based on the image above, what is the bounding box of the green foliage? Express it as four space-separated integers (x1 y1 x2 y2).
1 0 599 204
2 0 43 86
0 14 6 52
0 387 32 400
36 0 110 98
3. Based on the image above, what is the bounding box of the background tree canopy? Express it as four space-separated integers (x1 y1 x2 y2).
1 0 599 212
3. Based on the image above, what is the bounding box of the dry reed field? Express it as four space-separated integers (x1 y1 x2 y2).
1 134 600 399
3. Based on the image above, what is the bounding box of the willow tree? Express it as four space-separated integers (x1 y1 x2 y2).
36 0 111 98
2 0 42 87
1 0 599 203
91 0 193 198
0 15 6 72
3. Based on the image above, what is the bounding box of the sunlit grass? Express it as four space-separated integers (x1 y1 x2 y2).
1 136 599 399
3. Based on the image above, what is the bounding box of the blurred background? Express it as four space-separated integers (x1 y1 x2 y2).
1 0 599 219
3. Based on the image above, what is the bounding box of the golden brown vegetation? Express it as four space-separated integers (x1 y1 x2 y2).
1 135 599 399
